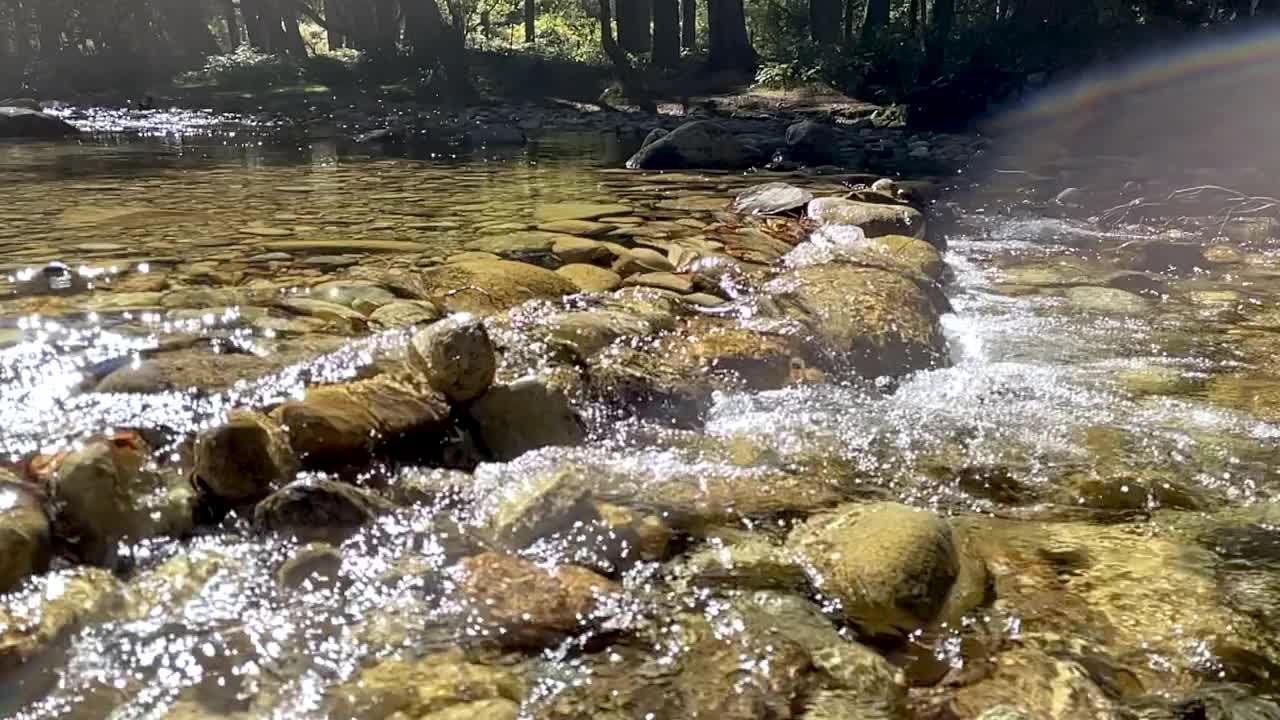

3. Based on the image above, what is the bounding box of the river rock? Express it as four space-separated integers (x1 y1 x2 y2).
765 264 948 377
784 120 837 164
192 411 298 505
368 299 443 328
0 479 51 592
1063 285 1150 315
271 375 451 463
732 182 815 216
394 260 578 315
95 349 295 394
408 315 497 405
807 197 926 239
556 264 623 292
276 542 345 590
254 477 395 540
551 236 612 264
622 271 694 294
468 378 586 461
309 280 397 310
534 202 632 223
537 220 613 237
0 106 79 138
329 652 523 719
453 551 620 649
789 503 965 638
0 97 40 110
485 465 599 549
613 247 675 274
0 567 124 683
48 435 196 564
943 648 1122 719
625 120 753 170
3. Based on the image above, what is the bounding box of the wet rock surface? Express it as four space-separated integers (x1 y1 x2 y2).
2 114 1280 720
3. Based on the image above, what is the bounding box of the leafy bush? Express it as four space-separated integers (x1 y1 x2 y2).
179 45 301 90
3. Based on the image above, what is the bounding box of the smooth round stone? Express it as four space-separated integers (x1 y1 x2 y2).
1063 286 1150 314
534 202 632 223
655 196 729 212
683 292 727 308
551 237 611 264
623 272 695 294
239 226 295 237
556 264 623 293
537 220 614 237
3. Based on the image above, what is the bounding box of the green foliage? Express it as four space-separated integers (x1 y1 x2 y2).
177 45 363 91
180 45 301 90
753 43 868 90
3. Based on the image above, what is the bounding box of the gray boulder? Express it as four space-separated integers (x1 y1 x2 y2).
0 107 79 138
625 121 754 170
784 120 837 165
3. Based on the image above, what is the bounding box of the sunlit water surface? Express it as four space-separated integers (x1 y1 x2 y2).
4 126 1280 718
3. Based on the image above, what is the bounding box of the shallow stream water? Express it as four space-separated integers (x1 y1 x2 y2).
5 117 1280 719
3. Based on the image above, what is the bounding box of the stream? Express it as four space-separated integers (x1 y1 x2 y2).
4 113 1280 719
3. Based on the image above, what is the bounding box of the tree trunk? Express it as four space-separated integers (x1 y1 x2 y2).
681 0 696 49
653 0 679 65
859 0 889 44
707 0 752 72
402 0 473 99
617 0 652 53
223 0 242 49
924 0 953 79
525 0 536 41
273 0 306 56
241 0 279 52
809 0 842 43
843 0 854 42
322 0 345 49
908 0 918 34
598 0 655 109
34 0 61 56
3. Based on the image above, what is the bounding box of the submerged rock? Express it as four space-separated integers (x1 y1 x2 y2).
254 478 395 541
625 120 753 170
192 411 297 505
732 182 815 216
368 299 444 329
453 552 621 649
765 264 948 377
395 260 578 315
468 378 585 461
556 263 623 293
485 465 598 549
409 315 497 405
0 106 79 138
0 567 124 682
0 479 51 592
329 651 523 719
789 503 977 638
807 197 926 239
48 435 195 564
271 375 450 464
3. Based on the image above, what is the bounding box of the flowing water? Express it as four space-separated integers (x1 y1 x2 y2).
5 117 1280 718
